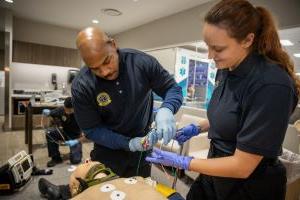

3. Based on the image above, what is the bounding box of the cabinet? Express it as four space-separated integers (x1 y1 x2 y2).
12 114 43 130
12 40 81 68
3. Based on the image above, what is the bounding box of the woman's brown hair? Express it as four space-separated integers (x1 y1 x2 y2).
205 0 300 95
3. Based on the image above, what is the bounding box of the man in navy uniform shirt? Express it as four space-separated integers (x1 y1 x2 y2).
71 27 183 178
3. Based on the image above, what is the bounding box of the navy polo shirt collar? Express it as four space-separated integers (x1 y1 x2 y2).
117 49 125 76
228 52 259 77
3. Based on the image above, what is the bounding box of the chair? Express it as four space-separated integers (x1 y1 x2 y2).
283 124 300 154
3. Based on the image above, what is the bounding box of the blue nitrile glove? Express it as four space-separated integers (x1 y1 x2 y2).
155 107 176 145
175 124 200 145
65 139 79 147
145 148 193 170
42 109 51 116
129 130 159 152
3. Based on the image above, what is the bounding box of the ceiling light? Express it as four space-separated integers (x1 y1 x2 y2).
280 40 294 46
5 0 13 3
133 0 139 2
92 19 99 24
294 53 300 58
101 8 122 16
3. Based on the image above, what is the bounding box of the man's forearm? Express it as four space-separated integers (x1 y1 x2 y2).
77 134 88 143
83 127 130 150
161 85 183 114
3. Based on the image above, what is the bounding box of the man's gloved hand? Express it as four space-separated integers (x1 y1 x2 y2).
175 124 200 145
129 130 158 152
65 139 79 147
42 109 51 116
145 148 193 170
155 107 176 145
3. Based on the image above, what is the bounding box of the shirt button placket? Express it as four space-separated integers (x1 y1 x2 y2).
116 81 123 95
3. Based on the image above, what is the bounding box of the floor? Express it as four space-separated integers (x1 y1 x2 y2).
0 116 191 199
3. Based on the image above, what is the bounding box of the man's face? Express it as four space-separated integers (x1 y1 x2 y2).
82 40 119 80
64 107 74 115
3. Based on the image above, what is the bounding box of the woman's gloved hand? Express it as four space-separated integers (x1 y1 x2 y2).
145 148 193 170
175 124 200 145
129 130 158 152
155 107 176 145
65 139 79 147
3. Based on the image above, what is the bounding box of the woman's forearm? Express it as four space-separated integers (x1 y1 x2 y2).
199 119 210 132
189 149 263 179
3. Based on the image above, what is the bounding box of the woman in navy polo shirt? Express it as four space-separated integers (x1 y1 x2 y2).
146 0 300 199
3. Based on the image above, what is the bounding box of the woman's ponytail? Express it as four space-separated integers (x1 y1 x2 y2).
205 0 300 96
256 6 300 96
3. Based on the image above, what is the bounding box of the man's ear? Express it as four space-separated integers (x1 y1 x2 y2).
110 39 117 49
241 33 255 48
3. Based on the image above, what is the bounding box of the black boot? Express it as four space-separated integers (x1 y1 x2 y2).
38 178 62 200
47 157 63 167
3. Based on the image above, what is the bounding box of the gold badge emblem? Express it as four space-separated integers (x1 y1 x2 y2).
97 92 112 106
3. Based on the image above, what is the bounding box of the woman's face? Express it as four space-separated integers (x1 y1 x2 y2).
203 23 253 70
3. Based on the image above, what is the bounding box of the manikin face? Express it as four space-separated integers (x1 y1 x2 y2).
69 161 106 197
82 40 119 80
202 23 254 70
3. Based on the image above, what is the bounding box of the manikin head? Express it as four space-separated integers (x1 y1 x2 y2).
69 161 107 197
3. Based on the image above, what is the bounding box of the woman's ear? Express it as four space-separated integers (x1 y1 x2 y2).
242 33 255 48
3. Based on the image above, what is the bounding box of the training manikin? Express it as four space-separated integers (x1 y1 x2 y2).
69 161 183 200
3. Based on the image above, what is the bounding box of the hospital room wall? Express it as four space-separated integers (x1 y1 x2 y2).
115 0 300 120
13 17 79 49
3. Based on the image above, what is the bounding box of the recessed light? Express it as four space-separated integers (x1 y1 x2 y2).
101 8 122 16
280 40 294 46
133 0 139 2
5 0 13 3
92 19 99 24
294 53 300 58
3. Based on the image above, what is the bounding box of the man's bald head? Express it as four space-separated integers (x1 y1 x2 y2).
76 27 110 51
76 27 119 80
